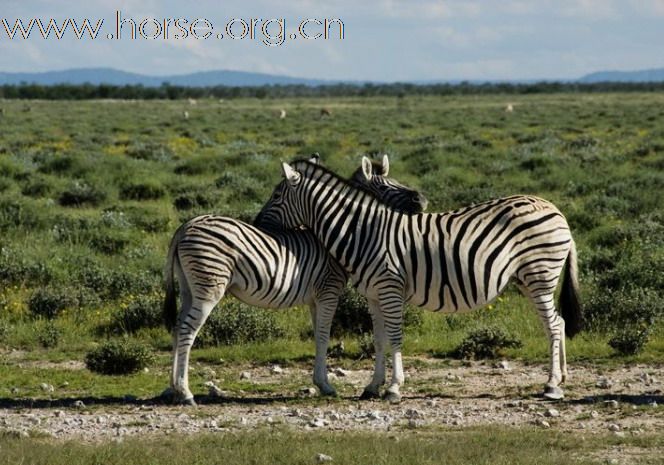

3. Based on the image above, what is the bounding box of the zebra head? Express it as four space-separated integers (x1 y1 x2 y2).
350 155 427 214
255 156 425 229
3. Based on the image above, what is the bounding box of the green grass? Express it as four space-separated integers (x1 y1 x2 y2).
0 93 663 399
3 426 662 465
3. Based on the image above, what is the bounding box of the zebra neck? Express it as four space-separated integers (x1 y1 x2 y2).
309 187 391 271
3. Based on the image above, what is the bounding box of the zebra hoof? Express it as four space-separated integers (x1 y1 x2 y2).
320 388 338 398
359 388 380 400
543 386 564 400
382 390 402 404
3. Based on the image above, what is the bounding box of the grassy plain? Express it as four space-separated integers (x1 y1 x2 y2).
0 92 663 402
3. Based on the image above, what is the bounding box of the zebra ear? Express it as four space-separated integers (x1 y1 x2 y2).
381 154 390 176
281 162 301 186
309 153 320 164
361 156 373 181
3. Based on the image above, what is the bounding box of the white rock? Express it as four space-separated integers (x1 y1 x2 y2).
590 410 599 418
596 377 613 389
309 418 328 428
404 408 424 419
604 400 619 408
537 419 550 428
271 365 284 374
73 400 86 409
40 383 55 392
495 360 511 370
545 409 560 418
316 453 333 463
367 411 382 420
452 410 464 419
333 368 348 377
608 423 620 432
240 371 251 380
299 387 317 397
54 410 66 418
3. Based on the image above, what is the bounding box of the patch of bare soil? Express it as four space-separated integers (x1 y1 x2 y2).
1 359 662 449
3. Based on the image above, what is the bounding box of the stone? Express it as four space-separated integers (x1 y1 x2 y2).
604 400 619 409
309 418 328 428
299 387 317 397
545 408 560 418
72 400 86 409
333 368 348 377
240 371 251 380
271 365 284 374
590 410 599 419
316 453 333 463
40 383 55 392
404 408 424 420
537 419 551 428
367 411 382 420
608 423 620 432
596 377 613 389
495 360 511 370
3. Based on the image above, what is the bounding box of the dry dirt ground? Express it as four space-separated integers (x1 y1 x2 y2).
1 359 662 446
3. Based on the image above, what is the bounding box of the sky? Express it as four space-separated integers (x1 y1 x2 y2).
0 0 663 81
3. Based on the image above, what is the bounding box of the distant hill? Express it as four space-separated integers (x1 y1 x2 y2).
579 68 664 83
0 67 334 87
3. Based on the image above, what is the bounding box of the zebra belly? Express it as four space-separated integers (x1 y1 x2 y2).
228 281 310 309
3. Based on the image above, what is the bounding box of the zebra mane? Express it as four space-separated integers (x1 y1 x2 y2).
288 158 396 210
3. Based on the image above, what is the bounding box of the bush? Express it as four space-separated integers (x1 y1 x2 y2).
0 320 9 344
583 287 663 333
37 322 61 348
85 339 155 375
89 230 133 255
608 326 650 356
28 287 79 319
195 299 284 347
109 295 162 334
173 191 215 211
119 181 166 201
453 326 523 360
21 176 56 198
58 181 107 207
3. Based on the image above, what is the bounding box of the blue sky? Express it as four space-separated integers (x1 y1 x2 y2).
0 0 663 81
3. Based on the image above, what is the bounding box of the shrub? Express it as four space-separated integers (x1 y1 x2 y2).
583 287 663 333
125 142 173 161
608 326 650 356
37 322 61 348
89 230 133 255
119 181 166 201
85 339 155 375
21 176 56 198
58 181 107 207
28 287 79 319
173 191 215 211
109 295 162 334
195 299 284 347
453 326 523 360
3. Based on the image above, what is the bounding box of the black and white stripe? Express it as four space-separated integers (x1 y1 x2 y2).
261 160 582 401
162 155 426 404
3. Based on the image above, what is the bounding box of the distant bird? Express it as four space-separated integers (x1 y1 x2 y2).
279 109 287 119
320 108 332 118
183 111 189 120
188 98 197 106
505 103 514 113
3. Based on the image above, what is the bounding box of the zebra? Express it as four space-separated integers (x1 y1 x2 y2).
162 155 427 404
258 159 583 401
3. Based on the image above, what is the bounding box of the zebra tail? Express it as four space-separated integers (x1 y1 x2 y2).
163 226 182 331
560 238 583 338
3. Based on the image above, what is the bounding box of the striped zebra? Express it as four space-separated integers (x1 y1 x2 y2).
162 155 426 404
259 159 583 401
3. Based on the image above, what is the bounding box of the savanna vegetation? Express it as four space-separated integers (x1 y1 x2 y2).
0 92 662 403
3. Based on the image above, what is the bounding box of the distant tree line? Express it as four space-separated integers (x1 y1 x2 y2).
1 81 664 100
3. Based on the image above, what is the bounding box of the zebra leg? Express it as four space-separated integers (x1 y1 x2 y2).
172 295 222 405
529 290 565 400
360 298 387 399
310 296 338 396
380 293 405 403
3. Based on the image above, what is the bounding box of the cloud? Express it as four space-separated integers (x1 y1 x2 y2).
559 0 619 19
